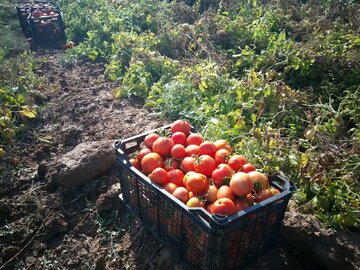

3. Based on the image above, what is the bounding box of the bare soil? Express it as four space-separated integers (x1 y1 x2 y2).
0 50 318 270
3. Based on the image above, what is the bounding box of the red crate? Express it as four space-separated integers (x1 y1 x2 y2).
114 125 294 269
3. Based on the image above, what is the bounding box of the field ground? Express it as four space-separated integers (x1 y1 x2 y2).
0 50 320 270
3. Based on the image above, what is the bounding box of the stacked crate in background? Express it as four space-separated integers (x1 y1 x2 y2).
16 1 66 46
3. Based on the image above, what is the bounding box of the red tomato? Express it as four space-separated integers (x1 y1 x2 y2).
32 10 42 19
228 155 248 172
214 149 231 165
163 182 177 194
129 158 140 170
206 203 214 214
199 141 217 157
185 144 200 157
164 158 180 171
205 185 218 203
186 133 204 146
211 198 237 216
171 131 187 146
171 144 187 159
152 137 174 157
212 164 234 186
245 193 255 206
241 163 256 173
181 157 195 172
144 133 160 149
137 148 152 164
184 171 209 194
149 167 169 185
216 185 235 201
168 169 185 187
255 188 273 202
214 139 232 153
141 152 164 174
270 187 281 196
193 155 216 177
172 187 190 204
171 119 191 136
186 197 205 208
234 198 249 212
248 171 269 191
229 172 254 197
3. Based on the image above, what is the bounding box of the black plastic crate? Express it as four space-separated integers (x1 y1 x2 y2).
16 5 32 38
28 12 66 45
114 125 294 269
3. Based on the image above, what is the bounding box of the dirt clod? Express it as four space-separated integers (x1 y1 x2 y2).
96 183 121 211
2 246 19 261
42 213 67 242
50 140 115 188
37 162 48 179
0 199 11 215
282 212 360 270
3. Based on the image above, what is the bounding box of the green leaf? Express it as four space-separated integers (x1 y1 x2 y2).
201 79 208 89
251 113 257 123
88 49 99 60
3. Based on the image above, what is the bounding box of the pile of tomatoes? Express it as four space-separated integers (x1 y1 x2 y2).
129 120 281 216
